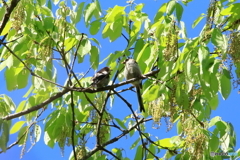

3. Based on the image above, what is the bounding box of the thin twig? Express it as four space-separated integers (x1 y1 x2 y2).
102 147 121 160
81 118 145 160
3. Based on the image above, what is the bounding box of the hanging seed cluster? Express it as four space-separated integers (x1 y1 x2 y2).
149 98 164 126
163 24 178 61
228 32 240 63
90 93 110 145
11 1 25 32
57 126 71 157
181 116 207 160
38 37 53 59
206 0 218 30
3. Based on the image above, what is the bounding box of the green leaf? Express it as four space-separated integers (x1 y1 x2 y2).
65 38 77 51
47 0 52 9
105 5 125 23
0 21 11 36
219 69 231 100
10 121 26 134
176 3 183 22
166 1 176 16
211 28 225 51
131 138 140 149
0 6 6 22
135 3 144 12
115 118 127 130
177 121 182 135
17 69 29 89
109 19 122 42
79 39 91 56
143 85 160 102
0 121 10 152
102 23 111 39
84 2 96 26
94 0 102 19
112 148 122 157
131 20 141 37
135 43 150 63
43 17 54 30
5 68 17 91
44 131 55 148
210 136 219 151
89 38 101 47
209 116 221 128
155 138 174 148
220 133 230 152
90 46 99 70
90 20 102 35
192 13 205 28
198 46 209 75
221 3 240 15
154 3 167 22
40 6 53 16
133 39 144 57
209 94 219 110
3 94 16 111
75 2 85 23
16 100 27 113
209 73 219 95
147 144 156 159
37 0 46 6
134 145 143 160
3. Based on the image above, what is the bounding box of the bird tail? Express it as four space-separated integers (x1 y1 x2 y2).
136 86 145 112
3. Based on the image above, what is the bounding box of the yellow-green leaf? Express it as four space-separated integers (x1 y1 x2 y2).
0 21 11 36
10 121 26 134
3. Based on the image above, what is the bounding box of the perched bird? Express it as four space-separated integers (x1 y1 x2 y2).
91 67 111 88
123 59 145 112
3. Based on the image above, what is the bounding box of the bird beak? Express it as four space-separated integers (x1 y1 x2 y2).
122 59 128 64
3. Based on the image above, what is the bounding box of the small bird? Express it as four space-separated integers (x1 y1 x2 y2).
91 67 111 88
123 59 145 112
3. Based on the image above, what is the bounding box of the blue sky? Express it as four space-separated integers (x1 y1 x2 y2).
0 0 239 160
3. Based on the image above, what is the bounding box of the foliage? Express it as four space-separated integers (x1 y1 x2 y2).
0 0 240 159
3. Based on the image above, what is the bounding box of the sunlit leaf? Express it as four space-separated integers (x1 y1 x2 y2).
219 69 231 100
0 21 11 36
84 2 96 26
210 136 219 151
154 3 167 22
75 2 85 23
166 1 176 16
10 121 26 134
209 116 221 128
90 20 102 35
176 3 183 22
90 46 99 70
192 13 205 28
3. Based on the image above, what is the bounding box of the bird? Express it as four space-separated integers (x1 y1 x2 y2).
123 58 145 112
91 67 111 88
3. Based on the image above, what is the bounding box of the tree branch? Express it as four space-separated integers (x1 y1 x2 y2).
2 89 69 120
2 69 160 121
81 118 145 160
